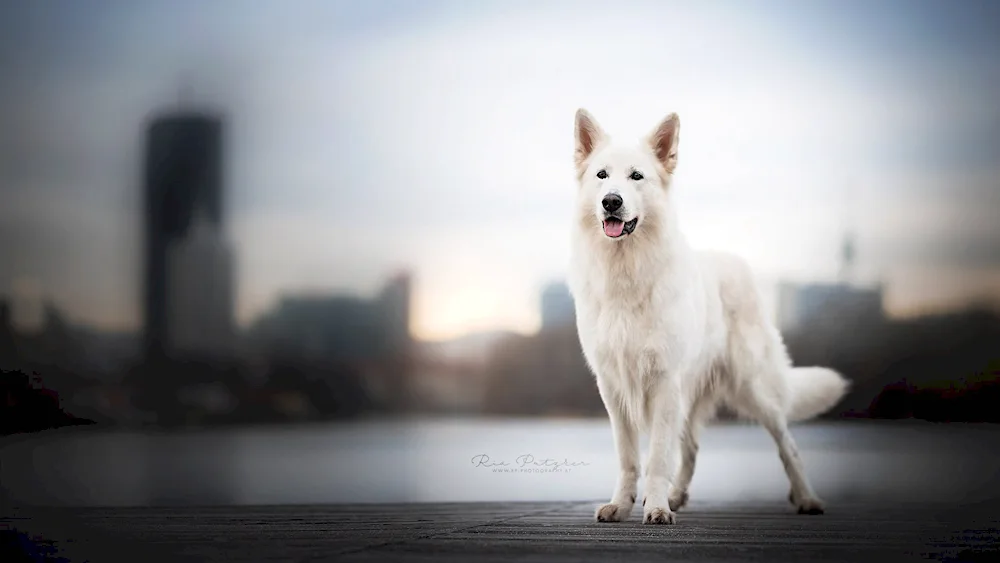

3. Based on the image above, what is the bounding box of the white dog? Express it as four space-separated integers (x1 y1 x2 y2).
567 109 850 525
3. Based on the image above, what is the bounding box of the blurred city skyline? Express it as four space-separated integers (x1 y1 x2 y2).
2 0 999 341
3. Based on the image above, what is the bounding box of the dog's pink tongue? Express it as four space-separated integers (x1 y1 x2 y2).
604 220 624 237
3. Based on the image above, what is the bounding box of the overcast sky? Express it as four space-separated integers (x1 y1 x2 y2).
2 0 999 340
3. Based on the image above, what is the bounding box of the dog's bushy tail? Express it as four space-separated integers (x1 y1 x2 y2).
784 367 850 422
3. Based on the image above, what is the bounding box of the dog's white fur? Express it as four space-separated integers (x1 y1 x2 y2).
567 109 850 525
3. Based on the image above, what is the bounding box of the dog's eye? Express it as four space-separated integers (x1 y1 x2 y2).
596 169 608 179
630 171 644 181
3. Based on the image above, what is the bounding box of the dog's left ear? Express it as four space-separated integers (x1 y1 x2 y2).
574 108 607 174
647 113 680 174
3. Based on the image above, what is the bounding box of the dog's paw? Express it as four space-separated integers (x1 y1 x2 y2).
642 506 676 525
795 497 825 515
668 490 689 512
595 502 631 522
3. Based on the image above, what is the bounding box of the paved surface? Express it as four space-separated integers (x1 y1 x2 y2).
4 499 999 562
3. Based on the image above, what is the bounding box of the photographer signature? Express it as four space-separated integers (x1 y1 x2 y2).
470 454 590 470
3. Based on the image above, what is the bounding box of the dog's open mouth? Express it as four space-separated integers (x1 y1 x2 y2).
603 217 638 238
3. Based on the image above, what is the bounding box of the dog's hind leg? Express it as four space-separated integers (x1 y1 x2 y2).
594 378 640 522
668 397 712 511
738 379 825 515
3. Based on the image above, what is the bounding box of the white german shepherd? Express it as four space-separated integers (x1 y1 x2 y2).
567 109 850 525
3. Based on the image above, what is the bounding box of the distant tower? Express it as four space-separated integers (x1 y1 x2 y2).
839 232 856 285
379 271 413 353
166 207 235 358
838 178 857 285
142 108 227 361
540 282 575 330
0 298 20 370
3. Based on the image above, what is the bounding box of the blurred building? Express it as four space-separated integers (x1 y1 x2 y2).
141 110 234 361
0 299 19 370
409 329 517 413
777 231 885 334
378 272 413 354
72 328 140 379
0 294 138 380
249 273 412 363
540 281 575 331
473 280 603 416
777 282 885 334
167 208 235 358
246 274 413 411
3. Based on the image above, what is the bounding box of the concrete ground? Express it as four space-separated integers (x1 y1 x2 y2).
3 498 999 562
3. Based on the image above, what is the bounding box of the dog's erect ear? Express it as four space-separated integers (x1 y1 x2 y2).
647 113 680 174
574 108 606 173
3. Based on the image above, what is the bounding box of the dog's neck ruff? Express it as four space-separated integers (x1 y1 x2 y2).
580 222 684 307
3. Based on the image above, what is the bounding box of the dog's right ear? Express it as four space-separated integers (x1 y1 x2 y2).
574 108 606 174
646 112 680 175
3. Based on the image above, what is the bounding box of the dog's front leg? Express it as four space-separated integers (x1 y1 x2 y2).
642 375 686 525
594 378 639 522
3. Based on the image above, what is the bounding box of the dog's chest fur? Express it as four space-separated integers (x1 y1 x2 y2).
569 242 698 425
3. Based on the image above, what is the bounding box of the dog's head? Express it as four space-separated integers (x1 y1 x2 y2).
573 109 680 241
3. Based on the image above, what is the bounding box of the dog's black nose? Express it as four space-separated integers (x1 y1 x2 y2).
602 193 623 212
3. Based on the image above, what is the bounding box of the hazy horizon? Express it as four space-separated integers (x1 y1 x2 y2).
2 0 999 341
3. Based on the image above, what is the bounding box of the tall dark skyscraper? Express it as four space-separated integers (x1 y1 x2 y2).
142 112 225 361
